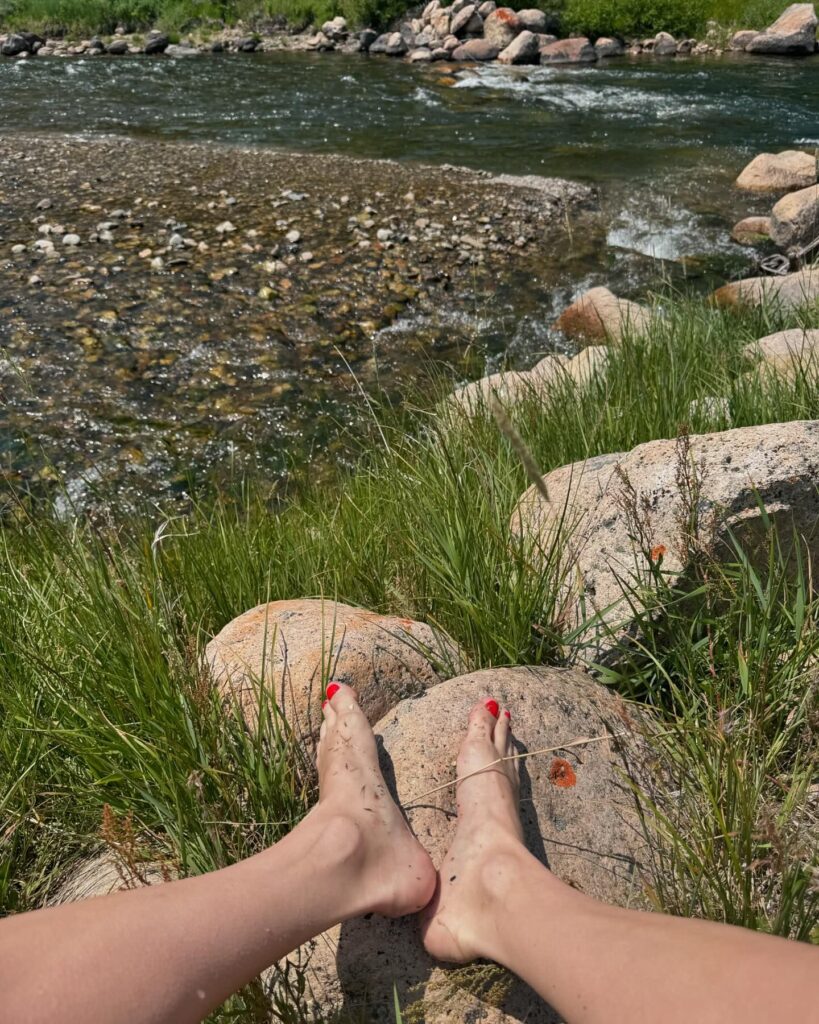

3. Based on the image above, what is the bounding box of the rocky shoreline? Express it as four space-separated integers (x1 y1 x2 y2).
1 1 817 65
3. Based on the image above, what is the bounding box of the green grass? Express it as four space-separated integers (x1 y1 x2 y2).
0 0 791 35
1 291 818 1021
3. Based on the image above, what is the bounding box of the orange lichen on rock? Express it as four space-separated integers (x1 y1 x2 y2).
549 757 577 788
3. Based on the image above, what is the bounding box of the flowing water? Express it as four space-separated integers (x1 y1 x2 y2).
1 51 818 507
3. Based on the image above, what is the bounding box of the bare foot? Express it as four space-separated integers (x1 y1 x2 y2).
313 682 436 918
420 697 528 962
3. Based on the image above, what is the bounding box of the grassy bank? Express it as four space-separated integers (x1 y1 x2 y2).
1 291 818 1020
0 0 791 37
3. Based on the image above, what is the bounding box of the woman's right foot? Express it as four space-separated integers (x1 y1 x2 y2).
420 698 531 963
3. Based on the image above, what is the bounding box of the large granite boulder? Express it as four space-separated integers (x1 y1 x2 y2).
515 7 549 32
735 150 816 193
540 36 596 62
555 286 651 342
276 666 653 1022
653 31 678 55
743 328 819 380
712 268 819 310
452 37 500 59
205 599 461 746
730 28 758 49
770 184 819 250
483 7 522 48
745 2 817 52
498 29 540 63
451 3 483 35
511 421 819 637
595 36 624 56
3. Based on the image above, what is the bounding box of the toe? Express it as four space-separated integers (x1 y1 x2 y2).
494 709 510 757
467 698 500 739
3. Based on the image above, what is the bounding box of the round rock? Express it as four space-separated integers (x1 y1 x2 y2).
277 666 652 1022
205 599 462 745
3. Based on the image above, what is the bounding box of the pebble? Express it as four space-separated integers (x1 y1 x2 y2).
28 274 43 285
62 233 81 246
285 229 301 244
98 230 114 243
376 228 394 242
36 198 52 210
34 238 55 252
11 244 26 255
150 256 164 270
216 221 236 235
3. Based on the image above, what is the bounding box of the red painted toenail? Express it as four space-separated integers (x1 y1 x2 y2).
326 683 340 701
484 698 499 719
322 699 328 709
504 710 511 720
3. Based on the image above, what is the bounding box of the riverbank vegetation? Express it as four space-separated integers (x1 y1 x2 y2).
0 0 792 37
1 291 818 1019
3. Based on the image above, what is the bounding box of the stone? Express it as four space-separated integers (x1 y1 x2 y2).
730 28 757 49
478 0 497 16
368 33 390 53
676 38 695 53
423 0 442 20
452 37 500 59
515 8 548 32
205 599 462 745
555 286 650 342
306 32 334 51
49 850 171 906
385 31 408 55
736 150 816 193
237 37 260 52
216 220 236 234
409 46 433 61
540 36 596 62
321 16 348 40
143 32 169 55
359 28 378 50
278 666 652 1022
745 2 817 53
498 29 540 63
712 268 819 310
512 421 819 638
743 328 819 380
730 216 772 245
442 33 460 51
62 233 81 246
770 184 819 250
431 9 451 36
595 36 624 57
450 4 483 36
483 7 522 49
107 38 129 55
1 34 28 56
653 31 678 55
165 43 200 57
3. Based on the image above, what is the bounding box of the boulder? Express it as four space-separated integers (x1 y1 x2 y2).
730 215 772 245
450 3 483 36
49 850 171 906
237 36 260 52
540 36 597 62
359 28 378 50
1 33 29 56
278 667 652 1022
165 43 200 57
385 31 409 55
423 0 442 21
736 150 816 193
478 0 497 16
712 268 819 311
511 421 819 635
452 37 500 59
205 599 461 745
106 38 129 55
515 8 548 32
431 8 451 36
675 37 695 53
557 344 610 384
321 15 348 39
555 286 651 342
306 31 334 51
409 46 433 61
483 7 522 49
498 29 540 63
143 31 170 54
745 2 817 53
770 184 819 250
653 31 678 55
595 36 624 56
743 328 819 380
730 28 757 49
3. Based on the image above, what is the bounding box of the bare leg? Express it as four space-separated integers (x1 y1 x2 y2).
421 699 819 1024
0 684 435 1024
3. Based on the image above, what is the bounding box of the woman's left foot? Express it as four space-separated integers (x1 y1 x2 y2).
314 683 436 918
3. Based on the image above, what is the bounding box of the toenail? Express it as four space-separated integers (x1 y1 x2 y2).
326 682 340 701
503 710 511 720
484 698 499 719
322 699 328 709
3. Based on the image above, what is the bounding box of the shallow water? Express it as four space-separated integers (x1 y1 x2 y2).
1 51 818 507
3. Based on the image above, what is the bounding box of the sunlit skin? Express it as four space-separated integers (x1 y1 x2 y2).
1 683 817 1024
